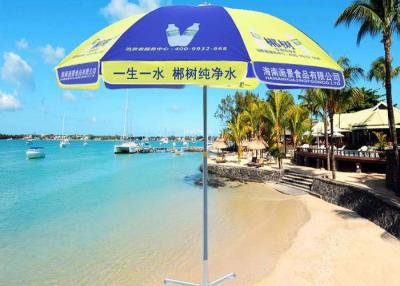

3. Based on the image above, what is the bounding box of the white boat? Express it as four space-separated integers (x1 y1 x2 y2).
174 147 183 155
26 139 33 145
26 147 45 159
161 137 169 144
59 138 69 148
114 94 138 154
114 141 139 154
83 136 89 146
59 114 69 148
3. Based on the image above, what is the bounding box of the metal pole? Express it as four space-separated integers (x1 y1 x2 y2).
164 86 235 286
202 85 209 286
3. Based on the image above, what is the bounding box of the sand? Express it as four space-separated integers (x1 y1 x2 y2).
178 182 400 286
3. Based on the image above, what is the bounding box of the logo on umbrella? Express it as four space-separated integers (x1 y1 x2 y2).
166 23 200 47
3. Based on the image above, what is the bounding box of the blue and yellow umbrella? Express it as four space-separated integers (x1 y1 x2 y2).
55 5 344 286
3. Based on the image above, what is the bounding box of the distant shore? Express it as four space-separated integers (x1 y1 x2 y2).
0 134 208 141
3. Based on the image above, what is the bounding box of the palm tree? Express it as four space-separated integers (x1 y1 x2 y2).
368 56 400 84
243 99 265 139
303 88 330 170
227 113 248 162
336 0 400 191
287 105 311 148
299 89 321 124
325 57 364 179
265 90 294 168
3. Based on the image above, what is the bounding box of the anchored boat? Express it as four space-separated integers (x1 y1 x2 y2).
26 147 45 159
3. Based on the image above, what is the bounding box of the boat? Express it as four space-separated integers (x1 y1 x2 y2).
114 141 139 154
83 136 89 146
174 147 183 155
59 113 69 148
26 139 33 145
114 94 138 154
26 147 45 159
161 137 169 144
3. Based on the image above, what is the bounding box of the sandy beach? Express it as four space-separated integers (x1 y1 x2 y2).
175 182 400 286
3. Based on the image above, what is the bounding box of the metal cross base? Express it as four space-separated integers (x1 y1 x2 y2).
164 272 236 286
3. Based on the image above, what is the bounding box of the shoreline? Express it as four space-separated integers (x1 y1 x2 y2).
179 182 400 286
253 189 400 285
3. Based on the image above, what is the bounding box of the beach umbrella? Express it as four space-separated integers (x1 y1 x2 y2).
211 138 228 154
241 139 250 147
54 5 344 286
247 138 266 160
247 139 266 150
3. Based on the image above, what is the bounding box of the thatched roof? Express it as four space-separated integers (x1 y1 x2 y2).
247 139 266 150
242 139 250 147
212 138 228 149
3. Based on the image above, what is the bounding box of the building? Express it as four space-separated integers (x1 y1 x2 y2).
312 102 400 148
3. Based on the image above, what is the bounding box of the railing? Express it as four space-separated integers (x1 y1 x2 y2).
296 147 386 160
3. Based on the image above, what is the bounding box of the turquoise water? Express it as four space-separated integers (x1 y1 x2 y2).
0 140 210 285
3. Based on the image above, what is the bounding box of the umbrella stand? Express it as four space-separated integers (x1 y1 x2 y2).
164 86 235 286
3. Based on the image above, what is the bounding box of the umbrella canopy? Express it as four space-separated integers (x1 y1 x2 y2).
212 138 228 149
55 5 344 90
54 5 344 286
247 139 266 150
242 139 250 147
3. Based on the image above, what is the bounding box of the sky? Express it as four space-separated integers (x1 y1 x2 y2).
0 0 399 136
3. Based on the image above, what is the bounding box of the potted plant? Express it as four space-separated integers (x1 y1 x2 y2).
373 131 388 158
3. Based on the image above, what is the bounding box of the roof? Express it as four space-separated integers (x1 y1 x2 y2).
247 139 266 150
312 102 400 132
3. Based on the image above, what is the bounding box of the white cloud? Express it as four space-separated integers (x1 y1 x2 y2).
63 91 76 101
81 91 95 99
90 116 97 123
40 44 65 65
0 90 21 111
1 52 34 91
100 0 161 21
169 105 182 113
16 38 29 50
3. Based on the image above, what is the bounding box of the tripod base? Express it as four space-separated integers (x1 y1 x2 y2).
164 272 236 286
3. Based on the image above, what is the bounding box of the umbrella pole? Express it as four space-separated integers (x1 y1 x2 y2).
202 85 209 286
164 86 235 286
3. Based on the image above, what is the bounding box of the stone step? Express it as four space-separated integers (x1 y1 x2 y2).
284 173 314 183
285 171 314 180
279 178 311 191
281 176 313 186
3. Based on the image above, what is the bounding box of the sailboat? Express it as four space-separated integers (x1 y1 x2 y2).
59 113 70 148
114 94 139 154
83 136 89 147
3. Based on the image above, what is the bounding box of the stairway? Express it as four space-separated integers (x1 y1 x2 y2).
279 171 314 192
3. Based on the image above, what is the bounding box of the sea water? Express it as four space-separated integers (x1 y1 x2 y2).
0 140 210 285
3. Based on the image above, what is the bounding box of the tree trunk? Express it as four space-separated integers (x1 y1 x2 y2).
329 109 336 179
383 34 399 193
277 128 281 169
283 127 287 158
323 104 330 171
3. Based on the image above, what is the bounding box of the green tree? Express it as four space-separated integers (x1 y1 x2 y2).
326 57 364 179
243 99 266 139
336 0 400 191
368 56 400 83
287 105 311 148
345 88 382 112
264 90 294 168
227 113 248 162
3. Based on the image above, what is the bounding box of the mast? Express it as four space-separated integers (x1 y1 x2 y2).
123 91 129 141
61 113 65 139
